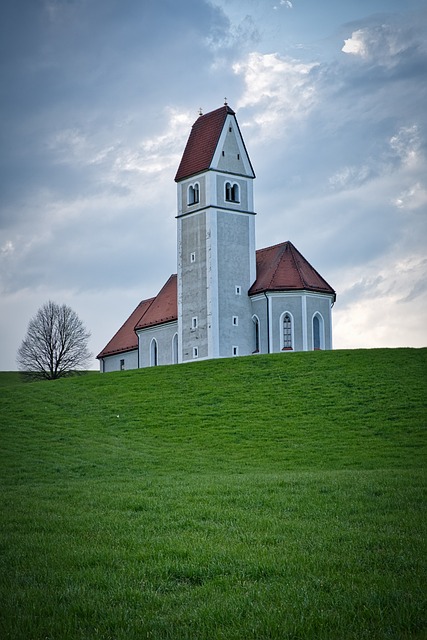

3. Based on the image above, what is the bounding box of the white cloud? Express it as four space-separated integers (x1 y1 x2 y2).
44 107 193 205
233 52 319 135
342 23 412 67
328 165 371 190
1 240 14 257
333 253 427 349
389 124 421 168
393 183 427 211
386 125 427 211
342 29 369 57
0 105 188 309
135 108 194 174
274 0 293 9
326 123 425 200
48 128 89 162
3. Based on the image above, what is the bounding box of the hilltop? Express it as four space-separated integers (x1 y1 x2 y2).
0 348 426 639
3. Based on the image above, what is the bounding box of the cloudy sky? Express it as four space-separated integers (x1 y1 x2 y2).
1 0 426 370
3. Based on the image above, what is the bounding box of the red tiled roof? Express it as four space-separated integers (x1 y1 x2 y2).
250 241 336 299
96 297 155 359
135 274 177 330
175 105 235 182
97 275 178 359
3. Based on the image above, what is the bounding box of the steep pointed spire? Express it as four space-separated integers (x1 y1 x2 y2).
175 105 237 182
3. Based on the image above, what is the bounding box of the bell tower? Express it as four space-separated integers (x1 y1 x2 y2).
175 104 256 363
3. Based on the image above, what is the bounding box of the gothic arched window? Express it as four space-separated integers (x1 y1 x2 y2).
252 315 260 353
188 183 200 205
282 313 293 350
150 338 158 366
313 313 324 350
172 333 178 364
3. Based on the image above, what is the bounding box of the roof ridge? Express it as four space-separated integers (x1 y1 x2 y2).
132 295 157 331
289 243 335 293
256 240 291 254
175 107 229 181
288 242 307 288
265 243 288 290
198 104 235 119
96 296 157 359
118 297 156 332
249 241 335 298
134 274 178 330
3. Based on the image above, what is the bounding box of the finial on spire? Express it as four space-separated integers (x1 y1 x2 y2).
224 97 228 106
198 107 203 116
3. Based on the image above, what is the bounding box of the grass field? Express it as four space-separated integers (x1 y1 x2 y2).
0 348 426 639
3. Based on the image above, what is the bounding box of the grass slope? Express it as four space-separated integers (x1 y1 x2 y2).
0 348 426 639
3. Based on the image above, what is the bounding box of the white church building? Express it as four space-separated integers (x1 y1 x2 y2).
97 104 336 372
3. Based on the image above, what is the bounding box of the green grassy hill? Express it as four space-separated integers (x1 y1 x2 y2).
0 349 426 639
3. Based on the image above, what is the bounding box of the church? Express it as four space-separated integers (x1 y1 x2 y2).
97 104 336 372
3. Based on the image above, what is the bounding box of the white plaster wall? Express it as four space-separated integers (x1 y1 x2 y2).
306 294 334 350
179 175 207 216
270 293 305 352
101 349 139 372
251 291 334 354
216 123 247 175
211 114 255 178
216 176 249 211
179 212 208 362
250 296 269 354
137 321 178 368
216 210 255 358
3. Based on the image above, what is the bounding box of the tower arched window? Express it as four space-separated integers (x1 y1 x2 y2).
313 313 324 350
150 338 158 366
282 313 293 350
187 183 200 206
225 182 240 203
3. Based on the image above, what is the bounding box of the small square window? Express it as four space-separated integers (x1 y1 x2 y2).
229 126 232 133
232 346 238 356
191 317 198 330
235 285 241 295
193 346 198 358
232 316 238 326
190 252 196 263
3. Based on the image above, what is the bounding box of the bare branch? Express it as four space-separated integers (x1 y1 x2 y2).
17 301 92 380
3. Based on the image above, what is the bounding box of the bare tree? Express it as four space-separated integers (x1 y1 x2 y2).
17 301 92 380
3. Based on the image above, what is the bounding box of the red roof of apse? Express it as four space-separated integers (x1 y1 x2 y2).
250 241 336 299
135 274 178 330
96 297 155 358
175 105 236 182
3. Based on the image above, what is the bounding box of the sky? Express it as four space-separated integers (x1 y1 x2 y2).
1 0 426 370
